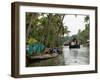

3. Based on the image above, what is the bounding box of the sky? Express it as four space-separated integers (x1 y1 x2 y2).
63 15 86 36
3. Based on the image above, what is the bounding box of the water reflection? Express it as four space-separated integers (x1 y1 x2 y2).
63 45 89 65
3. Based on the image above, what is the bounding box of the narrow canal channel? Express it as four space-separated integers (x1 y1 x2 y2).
27 45 89 67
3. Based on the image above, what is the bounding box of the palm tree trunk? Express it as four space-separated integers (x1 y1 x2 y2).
26 14 34 41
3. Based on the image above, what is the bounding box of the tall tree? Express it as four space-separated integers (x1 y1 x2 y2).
26 13 69 47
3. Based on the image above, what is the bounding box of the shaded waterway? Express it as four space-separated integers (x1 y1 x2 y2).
27 45 89 67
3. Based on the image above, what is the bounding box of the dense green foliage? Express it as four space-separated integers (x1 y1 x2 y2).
26 13 69 48
77 16 89 44
26 13 89 48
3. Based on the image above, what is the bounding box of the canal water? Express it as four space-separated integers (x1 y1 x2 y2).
63 45 89 65
27 45 89 67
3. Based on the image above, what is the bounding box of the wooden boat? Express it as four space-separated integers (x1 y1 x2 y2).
69 41 80 49
69 44 80 49
26 53 58 60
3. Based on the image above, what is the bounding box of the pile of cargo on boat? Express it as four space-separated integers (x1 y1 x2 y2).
26 38 62 60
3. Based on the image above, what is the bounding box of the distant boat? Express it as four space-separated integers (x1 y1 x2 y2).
69 41 80 49
64 40 70 46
